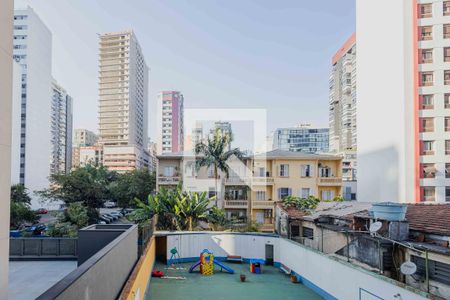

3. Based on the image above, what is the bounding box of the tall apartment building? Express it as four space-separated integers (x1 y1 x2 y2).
329 34 357 153
358 0 450 203
98 30 149 172
11 7 53 208
157 91 184 154
73 129 97 147
1 0 13 295
272 125 329 153
156 149 342 232
50 80 73 174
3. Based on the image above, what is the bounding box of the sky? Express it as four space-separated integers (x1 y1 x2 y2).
15 0 355 143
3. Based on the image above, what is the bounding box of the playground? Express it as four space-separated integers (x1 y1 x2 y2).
147 261 324 300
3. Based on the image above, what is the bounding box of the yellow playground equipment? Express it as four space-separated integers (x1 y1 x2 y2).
200 250 214 276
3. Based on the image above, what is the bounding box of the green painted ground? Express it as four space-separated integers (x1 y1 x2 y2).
146 262 324 300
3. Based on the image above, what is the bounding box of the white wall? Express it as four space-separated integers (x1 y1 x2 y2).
356 0 415 203
163 233 429 300
166 233 279 261
0 0 13 298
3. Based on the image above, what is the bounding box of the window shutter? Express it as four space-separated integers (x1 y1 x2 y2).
277 165 280 177
278 188 281 200
288 188 292 196
309 165 314 177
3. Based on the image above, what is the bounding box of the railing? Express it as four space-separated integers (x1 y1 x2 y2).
157 176 181 184
422 196 435 202
251 177 274 185
10 238 77 259
252 200 274 209
225 177 248 185
259 223 274 232
422 150 434 156
317 177 343 185
224 200 248 209
138 216 156 257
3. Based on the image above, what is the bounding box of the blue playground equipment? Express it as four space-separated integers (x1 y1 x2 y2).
188 249 235 274
167 247 181 266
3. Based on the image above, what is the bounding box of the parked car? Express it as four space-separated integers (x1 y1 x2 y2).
26 224 46 235
98 221 106 225
104 201 116 208
99 216 112 224
36 208 48 214
109 211 122 218
104 213 118 221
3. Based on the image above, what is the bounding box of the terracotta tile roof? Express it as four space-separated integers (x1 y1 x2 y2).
277 202 371 221
406 203 450 236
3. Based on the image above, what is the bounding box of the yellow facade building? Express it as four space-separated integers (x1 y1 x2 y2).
156 149 343 232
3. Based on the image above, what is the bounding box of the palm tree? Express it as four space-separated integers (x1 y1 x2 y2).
195 128 244 206
174 191 212 231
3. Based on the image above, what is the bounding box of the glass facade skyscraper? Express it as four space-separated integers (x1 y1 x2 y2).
272 126 329 153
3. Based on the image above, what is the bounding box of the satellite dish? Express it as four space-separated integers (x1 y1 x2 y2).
369 221 382 233
400 261 417 275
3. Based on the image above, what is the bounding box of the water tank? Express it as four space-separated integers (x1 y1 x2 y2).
371 202 407 221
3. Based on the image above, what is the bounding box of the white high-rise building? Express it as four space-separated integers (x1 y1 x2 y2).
329 33 357 153
12 7 53 208
73 129 97 147
157 91 184 154
357 0 450 203
50 80 73 174
98 30 149 172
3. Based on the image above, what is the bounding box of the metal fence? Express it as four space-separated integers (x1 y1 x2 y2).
10 238 78 259
137 216 156 256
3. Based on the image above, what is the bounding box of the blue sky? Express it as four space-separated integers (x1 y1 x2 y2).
15 0 355 141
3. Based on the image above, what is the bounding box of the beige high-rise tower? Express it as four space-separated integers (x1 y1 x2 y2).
98 30 149 172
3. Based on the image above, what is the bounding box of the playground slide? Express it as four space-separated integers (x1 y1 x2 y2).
188 261 201 273
214 261 235 274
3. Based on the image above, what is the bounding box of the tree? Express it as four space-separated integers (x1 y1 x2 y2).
10 184 38 228
11 184 32 204
195 128 244 205
129 185 214 231
64 202 89 228
207 206 229 231
38 164 116 222
110 169 156 208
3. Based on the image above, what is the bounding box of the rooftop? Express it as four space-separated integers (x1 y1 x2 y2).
147 262 323 300
406 203 450 236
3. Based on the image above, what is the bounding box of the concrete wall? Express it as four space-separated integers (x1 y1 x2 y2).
120 236 156 300
37 225 138 300
356 0 416 203
165 232 280 262
0 0 13 298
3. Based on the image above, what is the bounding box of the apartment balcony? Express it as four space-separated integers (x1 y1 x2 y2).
421 196 435 202
224 200 248 209
225 177 248 185
251 200 275 209
251 177 274 185
317 177 343 186
157 176 181 185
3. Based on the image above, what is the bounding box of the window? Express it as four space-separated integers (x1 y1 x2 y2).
302 227 314 240
420 26 432 40
420 49 433 63
445 1 450 16
446 187 450 202
301 165 313 177
446 140 450 155
207 166 214 178
422 186 435 202
446 117 450 131
258 167 265 177
319 167 331 177
445 24 450 39
421 163 436 178
411 255 450 285
446 163 450 179
419 3 432 18
278 188 291 200
422 140 434 155
321 190 335 201
163 166 175 177
445 94 450 108
421 95 433 109
445 70 450 85
279 164 289 177
445 48 450 62
291 225 300 237
256 191 266 201
421 117 434 132
421 72 436 87
420 72 433 86
301 188 311 198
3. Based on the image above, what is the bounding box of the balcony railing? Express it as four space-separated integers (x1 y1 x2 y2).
317 177 343 186
259 223 274 232
157 176 181 184
422 196 435 202
225 177 248 185
251 177 274 185
224 200 248 209
252 200 274 209
422 150 434 156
